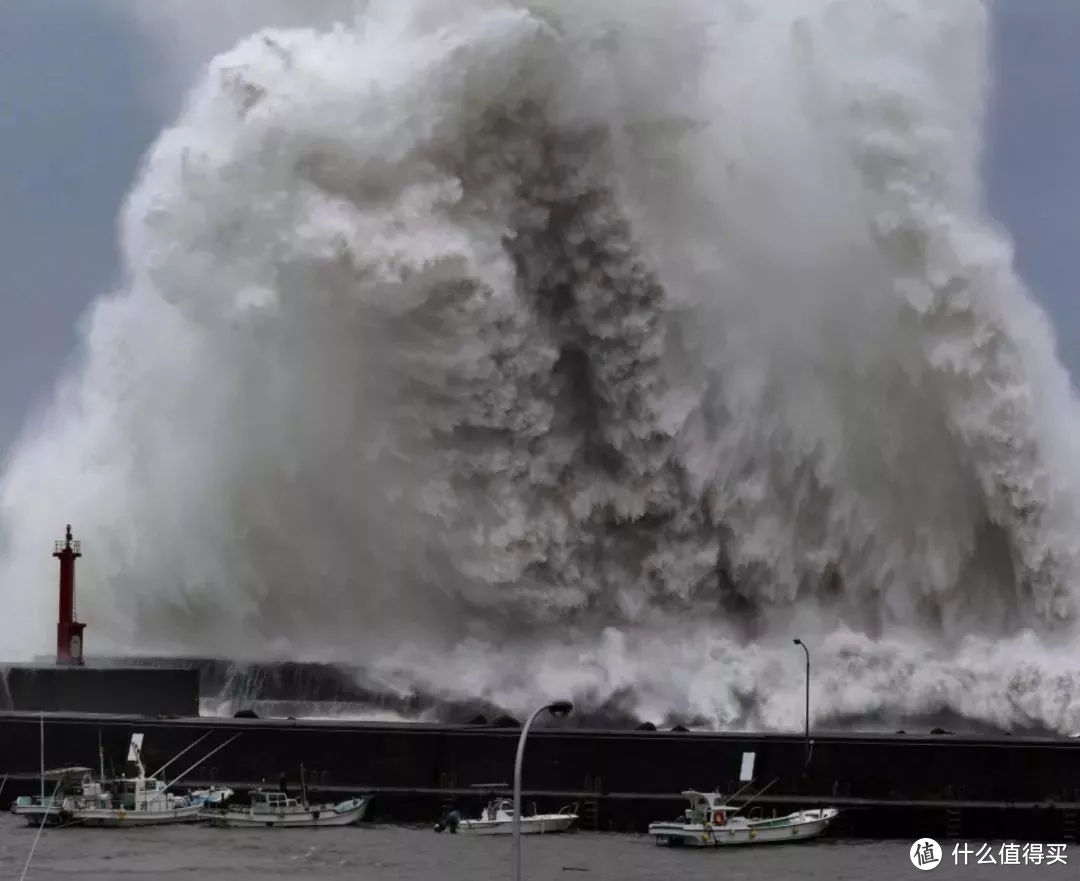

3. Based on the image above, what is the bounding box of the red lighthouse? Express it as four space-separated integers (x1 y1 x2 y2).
54 524 86 665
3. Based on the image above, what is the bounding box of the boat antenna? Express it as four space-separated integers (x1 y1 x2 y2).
720 780 756 804
39 712 44 800
149 731 213 779
98 728 105 782
300 763 308 805
726 777 780 819
160 734 242 795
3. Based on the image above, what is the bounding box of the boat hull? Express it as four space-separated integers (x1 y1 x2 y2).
649 809 838 847
67 806 204 827
202 797 370 828
457 815 577 835
11 803 65 827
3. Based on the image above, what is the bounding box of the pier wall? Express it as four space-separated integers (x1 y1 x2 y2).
0 666 199 716
2 712 1080 840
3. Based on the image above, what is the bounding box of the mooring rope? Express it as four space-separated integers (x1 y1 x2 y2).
18 778 62 881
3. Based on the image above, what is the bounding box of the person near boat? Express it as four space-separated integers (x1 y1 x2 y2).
444 796 578 835
434 806 462 833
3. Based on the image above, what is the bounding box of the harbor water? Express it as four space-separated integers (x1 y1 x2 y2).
0 815 1062 880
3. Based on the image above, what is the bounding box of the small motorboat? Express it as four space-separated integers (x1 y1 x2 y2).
201 789 371 828
186 785 234 808
648 789 838 847
446 798 578 835
10 767 103 827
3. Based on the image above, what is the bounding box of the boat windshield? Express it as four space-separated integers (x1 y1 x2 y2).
485 799 514 818
257 792 300 808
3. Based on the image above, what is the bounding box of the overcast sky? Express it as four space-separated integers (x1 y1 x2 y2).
0 1 1078 460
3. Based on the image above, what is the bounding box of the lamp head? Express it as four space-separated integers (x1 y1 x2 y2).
793 638 802 646
547 700 573 718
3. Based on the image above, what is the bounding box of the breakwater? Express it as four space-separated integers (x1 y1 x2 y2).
2 711 1079 841
0 664 199 716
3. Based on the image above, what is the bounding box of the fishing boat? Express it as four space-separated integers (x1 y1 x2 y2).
70 774 204 827
201 789 371 827
648 788 838 847
10 767 104 827
201 764 370 827
11 756 204 828
62 732 241 827
14 728 241 828
446 797 579 835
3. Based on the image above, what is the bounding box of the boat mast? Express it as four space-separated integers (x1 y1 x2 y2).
39 712 43 800
127 734 146 777
727 777 780 819
98 728 105 781
300 763 308 805
160 733 241 794
148 731 213 779
721 780 756 805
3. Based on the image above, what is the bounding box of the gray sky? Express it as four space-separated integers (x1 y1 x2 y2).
0 2 161 456
0 1 1078 459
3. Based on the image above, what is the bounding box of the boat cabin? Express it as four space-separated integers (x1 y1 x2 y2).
250 790 309 814
111 776 173 810
681 790 738 826
48 767 102 797
13 767 102 809
483 799 515 821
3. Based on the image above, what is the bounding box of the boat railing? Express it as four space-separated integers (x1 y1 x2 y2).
558 802 579 816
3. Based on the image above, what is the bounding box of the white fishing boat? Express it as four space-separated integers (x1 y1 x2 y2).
12 757 202 828
447 798 578 835
70 774 204 827
16 729 242 828
201 789 371 827
10 767 104 827
62 732 240 827
648 789 838 847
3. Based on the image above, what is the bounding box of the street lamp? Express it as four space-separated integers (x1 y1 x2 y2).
514 699 573 881
793 639 810 759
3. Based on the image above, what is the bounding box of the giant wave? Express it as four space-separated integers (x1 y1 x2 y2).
2 0 1080 733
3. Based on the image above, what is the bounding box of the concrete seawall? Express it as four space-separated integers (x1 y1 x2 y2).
2 711 1078 840
0 666 199 716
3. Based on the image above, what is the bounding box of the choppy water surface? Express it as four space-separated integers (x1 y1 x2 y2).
0 817 1045 880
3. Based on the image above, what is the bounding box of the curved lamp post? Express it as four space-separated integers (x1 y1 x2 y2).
514 699 573 881
793 639 810 760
